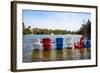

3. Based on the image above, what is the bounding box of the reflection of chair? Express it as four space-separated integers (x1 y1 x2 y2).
41 38 51 50
74 36 84 49
84 36 91 48
56 38 63 50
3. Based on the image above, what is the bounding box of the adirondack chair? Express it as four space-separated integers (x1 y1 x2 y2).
65 37 72 49
55 38 64 50
74 36 84 49
32 39 41 61
41 38 51 50
74 36 84 59
83 36 91 59
84 35 91 48
32 39 41 50
41 38 52 61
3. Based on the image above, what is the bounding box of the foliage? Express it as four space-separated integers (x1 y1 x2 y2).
23 19 91 36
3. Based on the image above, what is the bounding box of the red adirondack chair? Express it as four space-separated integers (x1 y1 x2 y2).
74 36 84 49
41 38 51 50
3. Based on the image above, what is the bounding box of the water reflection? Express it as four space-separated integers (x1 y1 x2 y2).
30 48 91 62
23 35 91 62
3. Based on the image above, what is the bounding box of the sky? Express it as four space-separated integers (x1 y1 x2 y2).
23 10 91 31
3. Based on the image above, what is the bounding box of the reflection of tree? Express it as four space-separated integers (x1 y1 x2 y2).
23 19 91 36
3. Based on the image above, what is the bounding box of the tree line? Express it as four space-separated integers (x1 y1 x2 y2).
23 19 91 36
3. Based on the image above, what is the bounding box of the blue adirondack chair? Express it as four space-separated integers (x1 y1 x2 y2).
56 38 64 50
84 35 91 48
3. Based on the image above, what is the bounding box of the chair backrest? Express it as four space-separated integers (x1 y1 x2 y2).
65 37 71 47
84 35 91 48
56 38 63 44
74 36 84 48
56 38 63 50
32 39 41 49
80 36 84 43
33 39 40 44
80 36 84 47
41 38 51 50
41 38 51 44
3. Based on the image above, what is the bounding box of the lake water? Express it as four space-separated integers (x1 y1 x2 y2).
23 35 90 62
